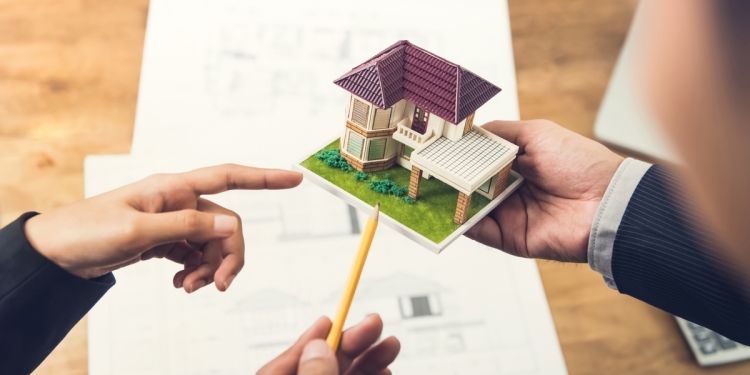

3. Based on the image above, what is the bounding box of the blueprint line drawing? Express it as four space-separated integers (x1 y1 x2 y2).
226 272 538 374
87 156 565 375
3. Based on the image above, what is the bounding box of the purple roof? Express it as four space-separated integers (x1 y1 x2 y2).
334 40 502 124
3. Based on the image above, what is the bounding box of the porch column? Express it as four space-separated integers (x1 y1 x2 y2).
408 166 423 200
492 163 513 199
453 192 472 225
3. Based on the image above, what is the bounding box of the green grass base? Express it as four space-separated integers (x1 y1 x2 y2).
300 139 517 243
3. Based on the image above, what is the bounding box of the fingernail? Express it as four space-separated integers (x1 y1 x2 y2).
174 279 183 289
214 215 237 235
223 275 236 291
300 340 332 363
189 279 206 293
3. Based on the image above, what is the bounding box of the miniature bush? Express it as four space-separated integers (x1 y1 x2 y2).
369 178 397 195
400 196 416 205
315 149 353 172
369 178 411 200
354 171 368 181
391 185 408 198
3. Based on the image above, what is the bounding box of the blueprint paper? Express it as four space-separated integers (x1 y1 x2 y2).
130 0 519 158
86 155 566 375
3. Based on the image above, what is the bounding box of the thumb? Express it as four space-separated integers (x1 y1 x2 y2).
297 339 338 375
137 209 238 246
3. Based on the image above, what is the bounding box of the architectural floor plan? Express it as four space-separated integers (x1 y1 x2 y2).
86 155 566 375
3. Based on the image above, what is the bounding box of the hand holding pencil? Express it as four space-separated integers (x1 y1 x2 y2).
257 203 400 375
327 203 380 350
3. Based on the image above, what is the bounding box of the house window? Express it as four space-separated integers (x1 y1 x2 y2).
373 108 392 129
402 145 414 160
410 296 432 317
351 98 370 127
367 138 387 160
347 132 364 158
398 294 442 319
478 176 492 194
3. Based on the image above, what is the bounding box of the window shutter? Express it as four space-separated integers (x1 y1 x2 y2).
347 133 364 158
351 99 370 127
373 108 392 129
368 138 387 160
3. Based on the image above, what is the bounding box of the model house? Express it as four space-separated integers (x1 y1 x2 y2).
334 40 519 224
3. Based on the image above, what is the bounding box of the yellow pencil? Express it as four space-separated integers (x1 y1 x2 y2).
326 203 380 350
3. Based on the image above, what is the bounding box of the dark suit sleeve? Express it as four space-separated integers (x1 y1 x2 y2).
612 165 750 345
0 212 115 375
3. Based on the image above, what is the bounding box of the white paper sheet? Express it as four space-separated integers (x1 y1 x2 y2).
86 155 566 374
130 0 519 162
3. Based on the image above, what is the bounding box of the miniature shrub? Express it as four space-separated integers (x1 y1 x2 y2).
315 149 353 172
401 195 416 204
391 185 408 198
369 178 397 195
368 178 412 201
354 171 368 181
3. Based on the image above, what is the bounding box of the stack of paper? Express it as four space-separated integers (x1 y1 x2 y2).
85 0 567 373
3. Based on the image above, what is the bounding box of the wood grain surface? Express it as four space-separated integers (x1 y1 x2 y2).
1 0 748 373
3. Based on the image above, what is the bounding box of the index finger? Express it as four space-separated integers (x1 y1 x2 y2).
180 164 303 195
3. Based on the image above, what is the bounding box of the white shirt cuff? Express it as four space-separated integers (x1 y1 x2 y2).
588 158 652 290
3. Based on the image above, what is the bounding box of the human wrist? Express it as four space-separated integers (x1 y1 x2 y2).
23 214 91 279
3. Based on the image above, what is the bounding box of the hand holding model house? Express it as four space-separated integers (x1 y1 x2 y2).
296 40 525 252
466 119 624 263
334 40 518 226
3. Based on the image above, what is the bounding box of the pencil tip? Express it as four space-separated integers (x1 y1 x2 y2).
372 203 380 220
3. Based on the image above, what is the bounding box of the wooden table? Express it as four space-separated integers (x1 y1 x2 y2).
1 0 748 373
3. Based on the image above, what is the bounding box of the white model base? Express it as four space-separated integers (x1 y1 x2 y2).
293 137 524 254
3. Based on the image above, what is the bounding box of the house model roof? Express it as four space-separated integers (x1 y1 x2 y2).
334 40 502 124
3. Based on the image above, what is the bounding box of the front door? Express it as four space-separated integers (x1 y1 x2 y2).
412 106 429 135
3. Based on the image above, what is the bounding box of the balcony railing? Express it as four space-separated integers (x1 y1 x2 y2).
393 119 433 148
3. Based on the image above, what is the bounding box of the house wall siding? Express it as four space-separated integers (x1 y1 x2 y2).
385 137 399 159
444 117 469 142
426 114 445 137
390 100 407 127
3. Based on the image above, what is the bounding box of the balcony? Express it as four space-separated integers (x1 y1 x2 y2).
392 119 433 149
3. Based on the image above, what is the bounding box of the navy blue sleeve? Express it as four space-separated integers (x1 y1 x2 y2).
0 212 115 375
612 165 750 344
